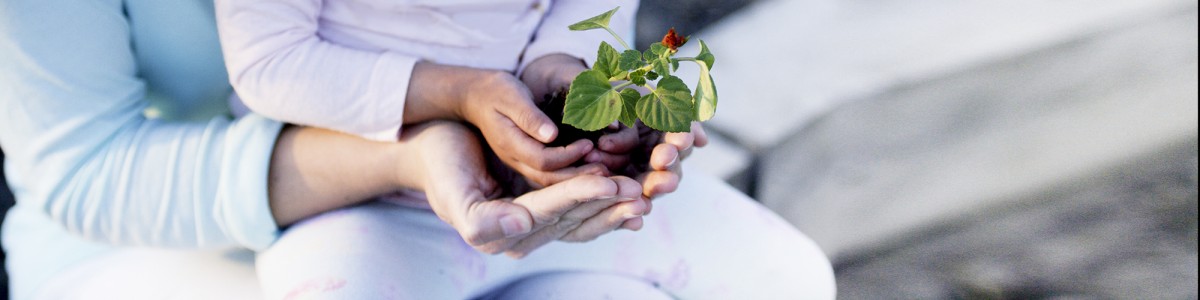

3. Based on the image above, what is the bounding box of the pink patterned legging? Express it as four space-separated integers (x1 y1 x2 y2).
38 174 835 299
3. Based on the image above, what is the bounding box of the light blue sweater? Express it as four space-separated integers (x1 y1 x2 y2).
1 0 283 298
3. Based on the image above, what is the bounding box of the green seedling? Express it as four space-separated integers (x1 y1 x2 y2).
563 7 718 133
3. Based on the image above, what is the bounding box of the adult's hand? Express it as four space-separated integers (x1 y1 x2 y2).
441 174 648 258
403 121 647 257
498 175 646 258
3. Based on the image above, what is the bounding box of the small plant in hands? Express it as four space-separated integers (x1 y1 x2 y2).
561 7 718 134
534 6 718 180
539 6 717 149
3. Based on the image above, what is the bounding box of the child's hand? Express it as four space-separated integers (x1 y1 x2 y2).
457 70 606 188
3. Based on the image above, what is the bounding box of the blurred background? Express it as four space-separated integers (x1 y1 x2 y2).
2 0 1197 298
639 0 1198 298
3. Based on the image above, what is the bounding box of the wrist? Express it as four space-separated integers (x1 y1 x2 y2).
407 62 501 123
458 69 518 123
453 68 501 123
384 139 426 191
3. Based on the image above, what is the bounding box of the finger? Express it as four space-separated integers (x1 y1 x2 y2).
476 173 501 200
456 200 533 252
641 170 680 199
505 176 633 257
642 196 653 216
583 150 631 171
649 144 679 171
504 224 558 258
512 175 618 225
561 199 648 242
495 94 559 143
691 122 709 147
506 197 620 258
610 176 645 199
597 125 639 153
620 216 645 231
500 123 593 171
664 131 695 153
518 162 609 188
559 176 644 241
555 176 639 223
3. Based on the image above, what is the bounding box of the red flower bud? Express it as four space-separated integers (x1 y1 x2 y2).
661 28 688 51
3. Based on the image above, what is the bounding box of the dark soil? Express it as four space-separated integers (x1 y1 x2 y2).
536 88 660 177
485 88 664 197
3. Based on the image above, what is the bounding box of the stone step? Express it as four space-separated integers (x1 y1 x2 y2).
680 0 1196 151
756 7 1198 259
678 0 1195 197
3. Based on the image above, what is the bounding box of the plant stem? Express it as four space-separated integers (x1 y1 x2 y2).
673 57 707 68
613 81 635 90
602 27 633 51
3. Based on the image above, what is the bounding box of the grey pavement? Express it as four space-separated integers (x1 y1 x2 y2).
835 140 1198 299
672 0 1199 297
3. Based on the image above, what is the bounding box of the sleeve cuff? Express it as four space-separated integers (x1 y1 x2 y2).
358 51 418 142
216 114 285 251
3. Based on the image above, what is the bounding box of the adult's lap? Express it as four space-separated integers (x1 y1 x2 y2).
256 173 835 299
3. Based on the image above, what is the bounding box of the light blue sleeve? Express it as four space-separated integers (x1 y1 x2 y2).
0 0 284 250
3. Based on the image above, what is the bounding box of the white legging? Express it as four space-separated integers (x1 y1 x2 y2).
35 174 835 299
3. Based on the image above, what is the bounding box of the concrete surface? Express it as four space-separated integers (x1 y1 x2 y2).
686 0 1195 150
835 140 1198 299
759 7 1198 258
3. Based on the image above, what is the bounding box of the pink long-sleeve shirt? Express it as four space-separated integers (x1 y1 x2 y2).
215 0 638 141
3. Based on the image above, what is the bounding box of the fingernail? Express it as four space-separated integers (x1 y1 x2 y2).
574 139 590 152
500 215 528 237
585 152 601 162
618 197 639 202
623 212 642 219
666 155 678 168
600 139 612 151
538 124 555 142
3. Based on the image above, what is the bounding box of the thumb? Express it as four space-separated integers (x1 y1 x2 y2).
500 99 558 144
456 200 533 248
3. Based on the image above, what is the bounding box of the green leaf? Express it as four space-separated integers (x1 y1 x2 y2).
695 39 716 70
563 70 624 131
593 41 621 79
636 75 693 132
618 88 641 128
618 49 645 71
609 70 629 81
643 43 672 77
693 60 718 121
568 7 619 31
629 69 647 86
645 71 659 81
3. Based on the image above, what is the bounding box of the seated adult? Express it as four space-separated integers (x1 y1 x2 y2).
0 1 835 299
